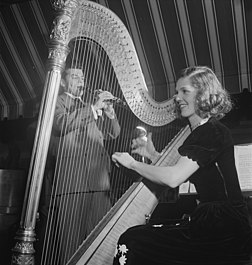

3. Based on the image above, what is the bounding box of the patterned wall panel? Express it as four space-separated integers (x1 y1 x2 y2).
0 0 251 119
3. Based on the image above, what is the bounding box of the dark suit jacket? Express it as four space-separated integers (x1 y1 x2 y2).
52 93 121 194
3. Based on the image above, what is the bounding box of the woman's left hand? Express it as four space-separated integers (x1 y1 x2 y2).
112 152 136 169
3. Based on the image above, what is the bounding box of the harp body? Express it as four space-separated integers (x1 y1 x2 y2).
12 1 190 265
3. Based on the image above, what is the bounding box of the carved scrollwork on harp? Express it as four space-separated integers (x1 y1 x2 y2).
50 0 79 12
50 17 71 43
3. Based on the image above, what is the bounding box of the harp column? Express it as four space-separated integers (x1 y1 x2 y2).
11 1 78 264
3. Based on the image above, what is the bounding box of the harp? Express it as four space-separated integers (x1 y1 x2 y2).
11 1 190 265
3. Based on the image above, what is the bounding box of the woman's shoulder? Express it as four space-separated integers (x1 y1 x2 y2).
189 117 232 145
204 117 230 132
178 118 233 166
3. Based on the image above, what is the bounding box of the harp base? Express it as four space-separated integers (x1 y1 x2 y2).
11 228 36 265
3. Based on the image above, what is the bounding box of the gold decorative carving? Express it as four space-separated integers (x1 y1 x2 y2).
48 47 68 61
51 0 78 11
12 240 35 265
13 241 34 253
50 16 71 43
11 254 34 265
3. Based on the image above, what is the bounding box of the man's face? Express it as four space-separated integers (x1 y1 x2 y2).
65 68 85 96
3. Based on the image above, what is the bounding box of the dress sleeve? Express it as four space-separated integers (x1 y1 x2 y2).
178 121 232 167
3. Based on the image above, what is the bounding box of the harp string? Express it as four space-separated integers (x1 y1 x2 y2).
66 12 102 250
56 19 87 263
42 11 79 264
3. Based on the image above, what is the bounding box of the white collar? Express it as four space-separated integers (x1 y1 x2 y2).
65 92 79 99
64 92 86 104
191 118 209 131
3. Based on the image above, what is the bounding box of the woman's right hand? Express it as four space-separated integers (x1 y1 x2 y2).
131 132 158 160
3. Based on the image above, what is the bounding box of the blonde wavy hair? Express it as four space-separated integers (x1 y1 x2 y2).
174 66 232 119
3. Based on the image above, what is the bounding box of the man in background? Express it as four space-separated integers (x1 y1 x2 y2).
38 67 120 265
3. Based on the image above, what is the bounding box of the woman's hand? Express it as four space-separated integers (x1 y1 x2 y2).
112 152 136 169
131 133 159 161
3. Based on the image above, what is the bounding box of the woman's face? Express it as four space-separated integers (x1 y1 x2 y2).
174 76 198 119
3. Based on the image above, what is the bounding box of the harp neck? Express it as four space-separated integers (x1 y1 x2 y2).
50 0 175 126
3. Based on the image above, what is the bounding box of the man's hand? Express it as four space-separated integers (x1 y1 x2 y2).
93 91 116 118
93 91 115 110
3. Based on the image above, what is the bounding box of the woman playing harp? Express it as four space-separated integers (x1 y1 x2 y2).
112 66 252 265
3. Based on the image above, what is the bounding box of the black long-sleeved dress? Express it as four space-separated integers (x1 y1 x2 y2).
113 117 251 265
